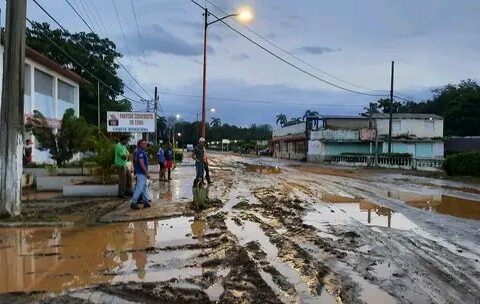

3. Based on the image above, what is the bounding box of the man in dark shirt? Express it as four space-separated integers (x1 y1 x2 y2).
192 137 206 187
130 139 151 210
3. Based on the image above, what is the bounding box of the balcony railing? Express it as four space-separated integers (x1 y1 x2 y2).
325 154 444 171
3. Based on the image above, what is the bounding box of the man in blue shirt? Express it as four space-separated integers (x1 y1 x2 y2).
131 139 151 210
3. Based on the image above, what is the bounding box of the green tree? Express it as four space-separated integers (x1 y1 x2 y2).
27 109 96 166
275 113 288 127
210 117 222 127
26 22 131 126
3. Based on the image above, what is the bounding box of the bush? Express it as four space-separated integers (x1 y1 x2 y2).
93 138 116 184
175 150 184 162
443 152 480 177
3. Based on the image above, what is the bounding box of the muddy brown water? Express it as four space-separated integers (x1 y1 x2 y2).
387 190 480 220
245 164 282 174
0 216 206 294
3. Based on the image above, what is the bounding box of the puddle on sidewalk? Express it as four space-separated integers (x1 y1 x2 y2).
244 164 282 174
306 195 416 230
151 178 191 203
0 216 206 294
387 190 480 220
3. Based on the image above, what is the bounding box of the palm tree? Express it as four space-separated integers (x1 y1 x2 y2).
275 113 288 127
210 117 222 127
303 110 319 120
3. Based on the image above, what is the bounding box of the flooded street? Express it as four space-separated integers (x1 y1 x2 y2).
1 153 480 303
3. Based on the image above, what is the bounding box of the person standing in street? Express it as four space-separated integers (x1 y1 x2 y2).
164 142 174 181
130 139 151 210
192 137 206 187
115 136 132 198
204 148 213 184
23 139 33 165
157 144 166 181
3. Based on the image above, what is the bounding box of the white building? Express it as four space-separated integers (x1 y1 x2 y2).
373 113 444 158
0 45 87 163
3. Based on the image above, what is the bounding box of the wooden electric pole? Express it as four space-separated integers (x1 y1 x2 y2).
388 61 395 154
0 0 27 217
154 87 159 144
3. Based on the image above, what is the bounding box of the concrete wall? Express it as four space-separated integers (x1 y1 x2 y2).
310 129 359 141
272 122 306 137
325 118 370 129
376 118 443 138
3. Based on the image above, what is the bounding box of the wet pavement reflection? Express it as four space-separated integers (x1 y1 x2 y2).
0 216 207 293
387 190 480 220
306 194 416 230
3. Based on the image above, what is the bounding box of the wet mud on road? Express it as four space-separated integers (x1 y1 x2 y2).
1 154 480 303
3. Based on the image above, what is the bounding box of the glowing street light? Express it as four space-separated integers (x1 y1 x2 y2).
200 5 254 139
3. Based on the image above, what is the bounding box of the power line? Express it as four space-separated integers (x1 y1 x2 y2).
204 0 390 95
111 0 135 68
63 0 153 100
26 17 144 106
189 0 387 98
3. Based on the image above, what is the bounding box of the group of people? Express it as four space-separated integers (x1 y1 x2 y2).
114 136 213 211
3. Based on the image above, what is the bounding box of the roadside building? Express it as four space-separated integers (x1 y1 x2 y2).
272 113 444 163
0 44 87 163
372 113 444 158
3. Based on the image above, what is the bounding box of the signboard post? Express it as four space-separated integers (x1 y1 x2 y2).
107 112 155 133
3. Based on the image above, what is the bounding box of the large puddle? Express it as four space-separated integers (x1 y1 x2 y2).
0 216 207 294
244 164 282 174
306 194 417 230
387 191 480 220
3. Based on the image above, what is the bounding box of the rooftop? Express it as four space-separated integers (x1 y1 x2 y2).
372 113 443 120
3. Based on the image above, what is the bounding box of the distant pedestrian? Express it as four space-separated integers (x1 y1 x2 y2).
157 144 166 181
23 139 33 165
131 139 151 210
115 136 132 198
192 137 206 187
164 142 174 181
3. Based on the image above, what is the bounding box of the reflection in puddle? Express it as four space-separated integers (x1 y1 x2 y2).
387 191 480 220
0 216 206 293
245 164 281 174
154 179 191 203
307 194 416 230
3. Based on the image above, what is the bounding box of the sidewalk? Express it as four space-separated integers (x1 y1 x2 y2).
100 162 197 223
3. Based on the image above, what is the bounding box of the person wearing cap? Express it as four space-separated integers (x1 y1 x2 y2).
192 137 206 187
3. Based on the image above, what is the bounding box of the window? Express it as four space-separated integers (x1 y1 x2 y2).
57 80 75 119
34 69 54 118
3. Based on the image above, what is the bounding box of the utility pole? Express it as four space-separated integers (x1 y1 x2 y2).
0 0 27 217
97 82 100 132
201 7 208 139
146 99 150 142
154 87 159 144
388 61 394 154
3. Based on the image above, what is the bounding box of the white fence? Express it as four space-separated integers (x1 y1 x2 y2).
325 154 444 171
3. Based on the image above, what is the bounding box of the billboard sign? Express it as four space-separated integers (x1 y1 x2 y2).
107 111 155 133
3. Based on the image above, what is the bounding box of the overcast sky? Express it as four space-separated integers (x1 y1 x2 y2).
16 0 480 126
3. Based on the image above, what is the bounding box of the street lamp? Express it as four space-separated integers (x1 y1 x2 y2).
200 6 253 139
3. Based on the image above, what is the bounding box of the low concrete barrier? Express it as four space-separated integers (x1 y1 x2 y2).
36 176 99 191
63 185 118 197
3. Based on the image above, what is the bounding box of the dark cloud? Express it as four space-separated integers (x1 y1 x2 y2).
231 53 250 61
297 46 342 55
127 24 209 56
